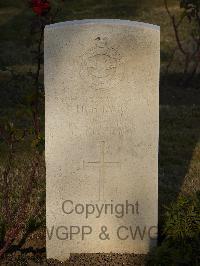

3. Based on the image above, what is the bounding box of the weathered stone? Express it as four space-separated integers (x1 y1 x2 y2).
45 19 160 261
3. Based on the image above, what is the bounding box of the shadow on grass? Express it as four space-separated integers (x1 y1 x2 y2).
157 77 200 246
159 74 200 221
0 0 200 254
160 73 200 106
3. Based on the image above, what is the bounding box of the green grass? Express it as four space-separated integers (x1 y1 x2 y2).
159 106 200 209
0 1 199 264
0 0 178 67
0 0 199 223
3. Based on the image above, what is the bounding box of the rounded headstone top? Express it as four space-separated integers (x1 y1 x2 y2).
45 19 160 31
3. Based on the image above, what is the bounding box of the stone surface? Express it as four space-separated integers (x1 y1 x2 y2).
45 19 160 261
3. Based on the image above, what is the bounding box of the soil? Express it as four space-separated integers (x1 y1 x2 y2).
1 253 146 266
0 229 147 265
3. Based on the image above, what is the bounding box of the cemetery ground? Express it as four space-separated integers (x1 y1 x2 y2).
0 0 200 265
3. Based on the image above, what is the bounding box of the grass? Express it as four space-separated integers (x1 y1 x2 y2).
0 0 199 185
0 0 199 187
0 0 178 67
0 0 199 260
160 106 200 208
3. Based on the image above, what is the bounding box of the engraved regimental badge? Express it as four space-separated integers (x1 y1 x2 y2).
80 36 124 89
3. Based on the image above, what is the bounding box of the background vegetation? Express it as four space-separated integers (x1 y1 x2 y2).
0 0 200 265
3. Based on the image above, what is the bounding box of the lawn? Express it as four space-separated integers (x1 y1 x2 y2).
0 0 200 264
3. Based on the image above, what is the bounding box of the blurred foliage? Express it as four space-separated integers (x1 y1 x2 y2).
147 192 200 265
0 0 199 262
0 217 6 248
164 191 200 240
164 0 200 82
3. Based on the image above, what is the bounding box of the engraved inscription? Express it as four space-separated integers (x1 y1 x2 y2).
80 37 124 87
86 53 117 79
76 104 127 115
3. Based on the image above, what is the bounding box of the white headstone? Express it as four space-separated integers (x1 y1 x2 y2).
45 19 160 261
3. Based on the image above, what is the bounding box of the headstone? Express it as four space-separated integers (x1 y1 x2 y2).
45 19 160 261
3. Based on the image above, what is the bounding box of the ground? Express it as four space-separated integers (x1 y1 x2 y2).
0 0 200 265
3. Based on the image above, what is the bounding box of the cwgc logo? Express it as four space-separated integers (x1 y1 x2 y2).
80 36 125 88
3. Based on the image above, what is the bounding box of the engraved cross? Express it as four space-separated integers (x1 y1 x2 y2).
83 141 120 201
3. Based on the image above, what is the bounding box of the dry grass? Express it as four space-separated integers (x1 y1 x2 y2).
0 0 199 262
